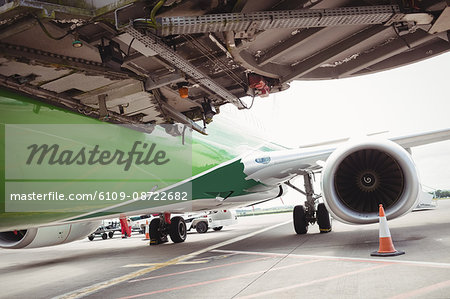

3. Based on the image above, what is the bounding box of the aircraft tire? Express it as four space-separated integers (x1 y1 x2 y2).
101 233 108 240
293 205 308 234
149 218 163 243
195 221 208 233
108 231 114 238
169 216 187 243
317 203 332 233
213 226 223 231
88 234 94 241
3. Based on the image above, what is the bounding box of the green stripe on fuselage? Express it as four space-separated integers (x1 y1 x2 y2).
0 88 282 230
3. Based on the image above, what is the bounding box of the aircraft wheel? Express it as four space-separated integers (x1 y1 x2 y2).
88 234 94 241
169 216 187 243
101 233 108 240
195 221 208 233
317 203 332 233
293 205 308 234
213 226 223 231
108 231 114 238
149 218 163 244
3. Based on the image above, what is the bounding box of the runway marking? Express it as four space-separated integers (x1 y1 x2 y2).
128 256 271 283
123 260 208 267
124 253 239 268
237 264 388 298
212 249 450 269
54 219 292 299
389 279 450 299
118 259 322 299
53 256 187 299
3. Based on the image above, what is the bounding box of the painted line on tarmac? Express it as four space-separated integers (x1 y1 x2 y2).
118 259 322 299
213 249 450 269
237 264 388 298
129 256 271 283
123 260 208 267
54 219 292 299
389 279 450 299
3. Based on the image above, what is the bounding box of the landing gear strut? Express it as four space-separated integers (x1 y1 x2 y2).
286 171 332 234
149 212 187 245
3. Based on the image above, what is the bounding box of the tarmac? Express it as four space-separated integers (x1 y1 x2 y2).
1 199 450 299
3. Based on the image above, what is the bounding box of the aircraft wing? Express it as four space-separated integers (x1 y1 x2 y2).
240 128 449 227
390 129 450 149
243 128 450 186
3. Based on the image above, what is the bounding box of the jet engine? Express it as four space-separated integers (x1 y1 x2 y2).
0 222 100 249
321 138 420 224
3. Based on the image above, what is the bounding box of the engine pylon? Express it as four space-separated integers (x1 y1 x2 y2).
371 204 405 257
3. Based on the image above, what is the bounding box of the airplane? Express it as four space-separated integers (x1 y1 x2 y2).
0 0 450 248
1 88 449 248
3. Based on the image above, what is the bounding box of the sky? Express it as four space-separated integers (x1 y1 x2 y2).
213 51 450 202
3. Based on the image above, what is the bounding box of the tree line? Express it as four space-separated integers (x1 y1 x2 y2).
434 190 450 198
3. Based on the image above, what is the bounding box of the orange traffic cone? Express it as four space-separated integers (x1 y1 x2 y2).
371 204 405 256
143 220 150 240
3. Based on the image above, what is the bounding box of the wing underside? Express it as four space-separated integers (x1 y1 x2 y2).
0 0 449 130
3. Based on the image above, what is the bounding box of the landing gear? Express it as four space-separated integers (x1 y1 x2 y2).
293 205 308 234
169 216 187 243
287 171 332 234
213 226 223 231
317 203 332 233
149 213 187 245
149 218 166 245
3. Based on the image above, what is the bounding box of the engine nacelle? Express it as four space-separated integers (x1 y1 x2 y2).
321 138 420 224
0 222 100 249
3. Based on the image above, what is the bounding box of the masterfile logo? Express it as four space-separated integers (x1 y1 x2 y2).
4 123 193 212
26 141 170 171
6 124 191 180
